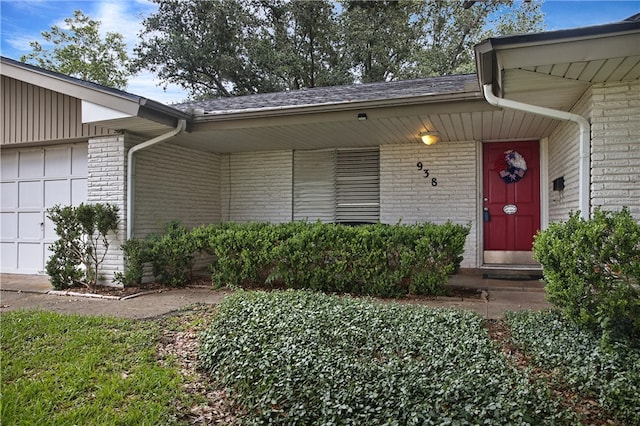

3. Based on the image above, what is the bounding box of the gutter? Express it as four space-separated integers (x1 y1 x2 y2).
482 84 591 219
126 119 187 239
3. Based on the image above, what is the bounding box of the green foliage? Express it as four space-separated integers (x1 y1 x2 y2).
126 220 468 293
203 221 469 296
146 221 198 287
199 290 573 424
20 10 131 89
46 203 119 289
134 0 543 98
410 0 543 77
505 310 640 424
113 238 148 287
340 0 422 83
1 311 187 425
533 208 640 343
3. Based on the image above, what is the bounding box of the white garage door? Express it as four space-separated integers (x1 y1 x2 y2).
1 144 88 274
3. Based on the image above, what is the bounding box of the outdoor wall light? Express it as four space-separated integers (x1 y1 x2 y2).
420 131 440 145
357 113 368 121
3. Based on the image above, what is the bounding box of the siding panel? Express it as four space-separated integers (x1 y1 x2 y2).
221 151 293 223
1 76 116 145
134 142 221 236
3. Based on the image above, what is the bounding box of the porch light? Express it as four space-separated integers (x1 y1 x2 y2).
420 131 440 145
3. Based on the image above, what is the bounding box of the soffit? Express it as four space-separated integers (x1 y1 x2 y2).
168 98 559 153
490 30 640 111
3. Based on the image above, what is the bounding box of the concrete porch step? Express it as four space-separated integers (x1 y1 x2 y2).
448 269 546 292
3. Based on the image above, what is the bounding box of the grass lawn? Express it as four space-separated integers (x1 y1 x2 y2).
3 291 638 424
0 310 200 425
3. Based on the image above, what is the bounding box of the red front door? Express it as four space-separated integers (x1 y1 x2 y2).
483 141 540 264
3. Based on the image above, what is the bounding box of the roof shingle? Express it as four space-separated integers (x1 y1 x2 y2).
174 74 479 115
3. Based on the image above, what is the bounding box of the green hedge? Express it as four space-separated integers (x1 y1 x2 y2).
533 207 640 343
204 221 469 296
121 221 469 296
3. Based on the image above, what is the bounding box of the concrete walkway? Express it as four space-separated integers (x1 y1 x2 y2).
0 272 551 320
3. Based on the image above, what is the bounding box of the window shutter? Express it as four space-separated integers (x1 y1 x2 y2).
293 149 336 222
336 148 380 223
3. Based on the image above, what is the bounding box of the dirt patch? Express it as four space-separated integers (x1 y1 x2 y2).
156 305 238 424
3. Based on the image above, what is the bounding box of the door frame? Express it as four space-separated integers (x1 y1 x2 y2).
477 138 549 267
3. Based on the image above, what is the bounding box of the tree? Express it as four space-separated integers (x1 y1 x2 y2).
248 0 351 91
409 0 544 77
20 10 131 90
134 0 348 98
134 0 544 98
133 0 256 98
340 0 423 83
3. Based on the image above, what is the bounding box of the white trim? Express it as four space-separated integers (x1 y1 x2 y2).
539 138 550 230
475 140 484 268
82 100 132 123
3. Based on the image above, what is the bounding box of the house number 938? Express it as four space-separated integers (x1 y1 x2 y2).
416 162 438 186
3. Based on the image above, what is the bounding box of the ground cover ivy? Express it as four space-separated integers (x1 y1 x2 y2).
505 310 640 424
199 290 573 424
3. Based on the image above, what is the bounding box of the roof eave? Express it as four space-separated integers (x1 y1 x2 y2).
1 56 191 129
474 19 640 89
192 90 483 123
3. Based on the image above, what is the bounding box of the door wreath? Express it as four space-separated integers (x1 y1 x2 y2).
497 150 527 183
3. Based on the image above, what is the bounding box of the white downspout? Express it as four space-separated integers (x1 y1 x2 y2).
482 84 591 219
126 119 187 240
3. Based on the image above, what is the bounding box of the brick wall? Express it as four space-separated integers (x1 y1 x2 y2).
380 141 478 268
87 134 127 283
591 80 640 219
133 139 221 236
220 151 293 223
547 90 591 222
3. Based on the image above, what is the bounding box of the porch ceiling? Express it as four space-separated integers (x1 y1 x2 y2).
166 98 560 153
499 53 640 113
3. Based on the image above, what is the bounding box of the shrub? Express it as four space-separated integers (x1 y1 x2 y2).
204 221 470 297
113 238 148 287
124 220 469 294
46 203 119 289
533 208 640 343
146 221 197 287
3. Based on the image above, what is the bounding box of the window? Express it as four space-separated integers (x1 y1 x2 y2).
293 148 379 223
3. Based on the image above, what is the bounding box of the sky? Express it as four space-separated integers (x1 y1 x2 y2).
1 0 638 104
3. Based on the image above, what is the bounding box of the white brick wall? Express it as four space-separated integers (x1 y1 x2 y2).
380 141 478 268
547 90 591 222
133 140 221 236
87 134 127 284
220 151 293 223
591 80 640 219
